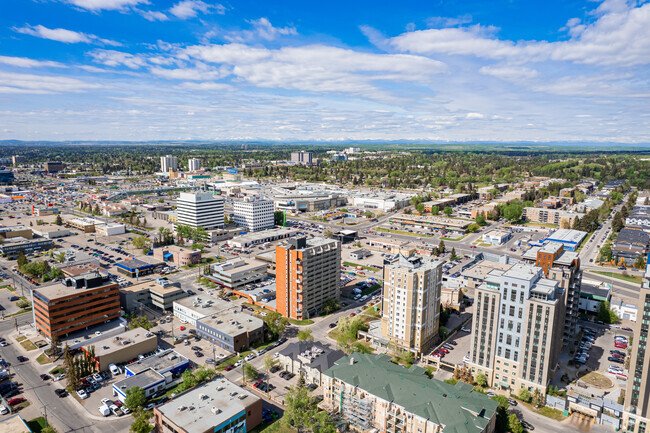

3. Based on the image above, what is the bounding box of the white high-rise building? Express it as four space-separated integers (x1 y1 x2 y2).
381 255 442 354
177 192 224 230
188 158 201 171
233 197 274 232
160 155 178 172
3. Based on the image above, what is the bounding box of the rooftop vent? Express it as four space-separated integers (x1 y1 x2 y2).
211 407 221 415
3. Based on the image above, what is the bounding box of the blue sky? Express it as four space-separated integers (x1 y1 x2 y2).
0 0 649 142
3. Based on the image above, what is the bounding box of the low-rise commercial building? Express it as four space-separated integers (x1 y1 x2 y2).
154 378 262 433
59 261 105 277
545 229 588 251
196 311 264 352
116 258 161 278
210 259 268 290
277 341 345 386
82 328 158 371
388 214 474 233
32 272 121 339
32 226 70 239
322 353 498 433
0 225 33 240
482 230 512 245
0 237 53 256
119 278 187 313
113 368 167 403
229 227 299 248
350 249 371 260
153 245 201 267
579 282 612 313
173 296 232 326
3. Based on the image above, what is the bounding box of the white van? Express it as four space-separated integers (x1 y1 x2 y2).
109 364 121 376
98 405 111 417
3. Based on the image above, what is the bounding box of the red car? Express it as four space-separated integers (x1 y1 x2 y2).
180 326 186 331
254 380 263 388
8 397 25 406
615 343 627 349
438 348 449 354
224 364 235 371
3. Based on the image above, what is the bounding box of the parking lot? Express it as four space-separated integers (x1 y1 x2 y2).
0 287 22 317
570 324 632 381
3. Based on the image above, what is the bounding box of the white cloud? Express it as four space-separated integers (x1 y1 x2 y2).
479 65 539 81
225 18 297 42
169 0 223 19
387 0 650 67
426 15 473 28
63 0 149 12
179 81 234 91
0 55 67 68
465 112 484 119
14 24 120 46
89 50 148 69
140 10 168 21
0 71 103 94
149 64 224 81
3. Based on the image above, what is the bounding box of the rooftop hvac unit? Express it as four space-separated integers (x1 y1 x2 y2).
199 393 208 400
229 391 238 397
177 405 187 411
217 386 225 391
211 407 221 415
238 394 248 400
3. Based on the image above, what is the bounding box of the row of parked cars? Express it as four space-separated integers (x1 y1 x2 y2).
574 328 597 364
432 340 458 358
608 336 629 368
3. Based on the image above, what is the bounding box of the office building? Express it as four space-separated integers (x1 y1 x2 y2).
322 353 498 433
177 192 224 230
154 378 262 433
209 259 268 290
188 158 201 171
522 242 582 340
173 296 232 326
32 272 121 339
276 237 341 320
153 245 202 267
0 237 53 257
44 161 64 173
160 155 178 172
291 151 313 165
0 169 14 185
82 328 158 371
119 277 188 313
522 207 584 227
0 225 33 240
233 197 274 232
380 255 442 355
467 264 565 395
625 263 650 422
196 311 264 352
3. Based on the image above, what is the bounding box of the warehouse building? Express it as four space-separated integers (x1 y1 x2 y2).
82 328 158 371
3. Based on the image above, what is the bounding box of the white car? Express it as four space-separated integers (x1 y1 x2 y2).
101 398 112 406
56 373 66 381
93 373 103 382
109 364 121 375
95 331 102 336
245 354 256 362
0 405 8 415
0 341 7 347
77 389 89 399
460 326 471 333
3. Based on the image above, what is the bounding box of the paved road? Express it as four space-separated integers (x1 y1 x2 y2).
0 316 132 433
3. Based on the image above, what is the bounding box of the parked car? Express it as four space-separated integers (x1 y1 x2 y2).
8 397 26 406
77 389 89 399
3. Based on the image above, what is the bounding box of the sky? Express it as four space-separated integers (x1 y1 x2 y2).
1 0 649 143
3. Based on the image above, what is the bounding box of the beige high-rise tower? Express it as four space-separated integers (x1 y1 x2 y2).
380 255 442 354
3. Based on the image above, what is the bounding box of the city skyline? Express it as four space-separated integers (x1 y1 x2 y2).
1 0 650 143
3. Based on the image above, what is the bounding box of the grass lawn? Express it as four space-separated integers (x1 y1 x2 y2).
364 306 381 319
16 335 26 342
591 271 642 284
26 417 47 433
50 366 65 375
20 339 38 351
580 372 612 389
441 234 469 241
376 227 432 237
36 353 52 365
343 261 380 272
243 302 315 326
522 222 558 228
576 231 594 252
15 400 31 411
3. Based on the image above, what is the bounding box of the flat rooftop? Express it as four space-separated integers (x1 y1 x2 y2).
231 227 299 243
121 279 184 295
547 229 588 244
59 261 104 276
522 244 579 266
484 229 510 238
116 258 157 269
174 296 232 315
502 264 541 281
34 278 116 301
115 368 164 391
198 310 263 336
156 378 260 433
212 259 268 274
126 349 188 375
85 328 156 358
462 261 512 280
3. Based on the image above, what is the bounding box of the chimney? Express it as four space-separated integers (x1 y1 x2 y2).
349 357 355 365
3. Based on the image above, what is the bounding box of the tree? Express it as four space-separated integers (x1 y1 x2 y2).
475 215 487 226
599 244 612 262
263 354 278 398
322 298 339 315
475 372 488 387
128 316 155 331
598 301 619 324
450 248 457 260
323 229 332 238
336 316 369 353
125 386 147 411
468 223 480 233
17 250 28 268
42 427 58 433
265 312 290 338
443 206 453 216
532 388 544 407
508 414 524 433
274 211 285 226
298 328 314 341
130 409 154 433
63 344 79 391
55 215 63 226
416 203 425 214
180 369 198 390
431 205 440 215
244 363 258 382
132 235 150 250
51 334 61 358
517 387 532 403
282 383 334 433
438 240 446 255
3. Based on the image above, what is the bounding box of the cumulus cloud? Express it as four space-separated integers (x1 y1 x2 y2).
14 24 120 46
479 65 539 81
169 0 224 19
89 50 148 69
225 18 298 42
140 10 168 21
388 0 650 66
0 71 103 94
0 55 67 68
63 0 149 12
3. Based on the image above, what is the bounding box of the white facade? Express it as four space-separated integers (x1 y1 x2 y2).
177 192 224 230
482 230 512 245
160 155 178 172
188 158 201 171
95 222 126 236
233 197 274 232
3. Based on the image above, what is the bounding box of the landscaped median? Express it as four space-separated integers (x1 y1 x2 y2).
375 227 434 238
591 270 643 284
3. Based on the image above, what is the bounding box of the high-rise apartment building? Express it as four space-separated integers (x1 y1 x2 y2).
290 151 313 165
468 264 565 395
625 261 650 423
188 158 201 171
276 237 340 320
234 196 274 232
160 155 178 172
177 192 224 230
32 272 120 339
380 255 442 354
522 242 582 340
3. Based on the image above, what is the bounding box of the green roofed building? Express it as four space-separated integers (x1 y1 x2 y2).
322 353 498 433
